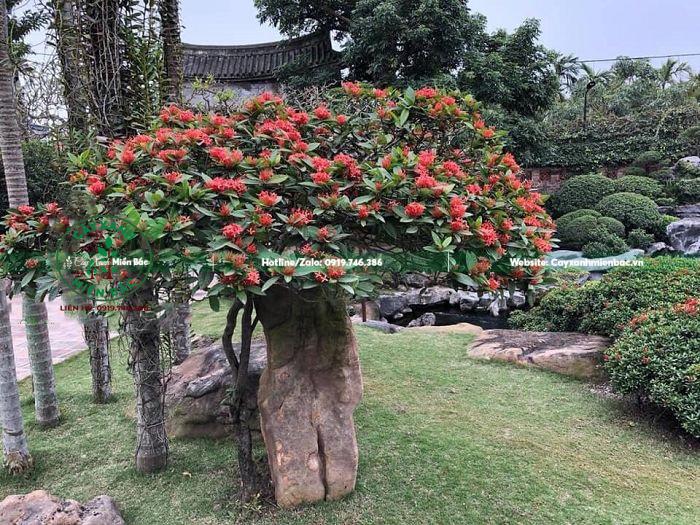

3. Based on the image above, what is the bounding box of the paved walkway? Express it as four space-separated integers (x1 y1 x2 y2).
9 296 87 380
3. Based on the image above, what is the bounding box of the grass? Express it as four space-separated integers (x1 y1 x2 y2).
1 302 698 524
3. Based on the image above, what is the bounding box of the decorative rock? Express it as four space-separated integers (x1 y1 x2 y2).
403 272 431 288
164 341 266 438
675 156 700 173
414 286 454 306
666 218 700 255
407 312 436 327
378 293 410 318
646 242 674 256
0 491 125 524
359 320 403 333
469 329 611 380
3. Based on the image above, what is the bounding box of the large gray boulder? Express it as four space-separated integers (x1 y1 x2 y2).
165 340 266 438
666 218 700 255
0 491 125 524
469 329 611 380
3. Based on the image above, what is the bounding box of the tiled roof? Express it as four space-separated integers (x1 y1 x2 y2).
182 32 338 82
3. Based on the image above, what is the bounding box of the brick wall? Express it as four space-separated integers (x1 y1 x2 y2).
522 166 628 193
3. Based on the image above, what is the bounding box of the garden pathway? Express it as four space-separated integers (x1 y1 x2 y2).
9 295 86 381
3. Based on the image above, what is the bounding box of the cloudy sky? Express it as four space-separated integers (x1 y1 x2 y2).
179 0 700 71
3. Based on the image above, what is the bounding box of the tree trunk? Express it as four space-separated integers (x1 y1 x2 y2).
254 286 362 509
158 0 183 103
83 312 112 404
84 0 124 136
0 285 32 474
170 290 191 365
1 1 61 428
125 287 167 473
52 0 91 136
22 295 60 427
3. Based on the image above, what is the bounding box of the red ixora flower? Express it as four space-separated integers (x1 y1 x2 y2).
479 222 498 246
222 223 244 240
242 269 260 286
88 180 107 196
287 208 313 227
314 105 332 120
405 202 426 218
158 148 187 165
17 205 35 215
206 177 246 194
164 171 181 184
208 147 244 168
258 191 280 207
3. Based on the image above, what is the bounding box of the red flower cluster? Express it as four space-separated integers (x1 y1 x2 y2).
206 177 246 194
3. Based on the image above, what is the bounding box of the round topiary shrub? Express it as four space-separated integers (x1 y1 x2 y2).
604 300 700 438
555 208 601 232
554 174 616 216
598 216 626 237
649 168 674 183
673 179 700 204
558 215 624 250
632 150 664 171
595 192 661 230
627 228 655 249
613 175 663 199
653 214 680 239
582 232 629 258
622 166 647 178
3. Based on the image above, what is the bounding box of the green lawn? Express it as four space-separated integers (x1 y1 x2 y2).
1 304 698 524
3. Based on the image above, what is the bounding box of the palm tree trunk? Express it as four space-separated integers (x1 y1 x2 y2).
22 295 60 426
126 286 168 473
0 284 32 474
83 312 111 404
1 0 60 428
158 0 183 103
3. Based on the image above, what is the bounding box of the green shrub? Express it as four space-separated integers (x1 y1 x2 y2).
555 209 601 233
554 174 616 216
654 197 677 207
604 302 700 438
558 215 624 250
649 168 674 183
613 175 663 199
581 230 629 258
673 178 700 204
0 140 66 218
653 214 679 239
622 166 647 178
512 257 700 338
595 192 661 230
598 216 626 237
632 150 665 171
508 285 584 332
627 229 655 249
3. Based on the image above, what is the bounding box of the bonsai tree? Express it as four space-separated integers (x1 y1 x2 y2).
0 85 554 505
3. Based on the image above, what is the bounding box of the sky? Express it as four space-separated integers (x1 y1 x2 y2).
178 0 700 72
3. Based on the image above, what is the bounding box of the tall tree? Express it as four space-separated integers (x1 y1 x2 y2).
158 0 183 102
52 0 91 137
658 58 692 89
553 53 581 99
0 0 60 428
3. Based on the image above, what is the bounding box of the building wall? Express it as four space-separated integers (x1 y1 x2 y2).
522 166 628 194
183 80 280 108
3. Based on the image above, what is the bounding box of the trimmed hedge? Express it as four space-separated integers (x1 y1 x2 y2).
555 209 601 233
632 150 665 170
554 174 616 216
673 178 700 204
558 215 624 250
509 257 700 338
627 228 655 249
622 166 647 178
595 192 661 230
613 175 663 199
604 301 700 437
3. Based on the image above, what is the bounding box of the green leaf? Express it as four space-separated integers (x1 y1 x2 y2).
208 296 220 312
261 276 279 292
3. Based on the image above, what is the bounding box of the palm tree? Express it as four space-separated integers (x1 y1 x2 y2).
0 0 32 474
1 0 60 428
580 63 613 86
658 58 693 89
554 53 581 99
